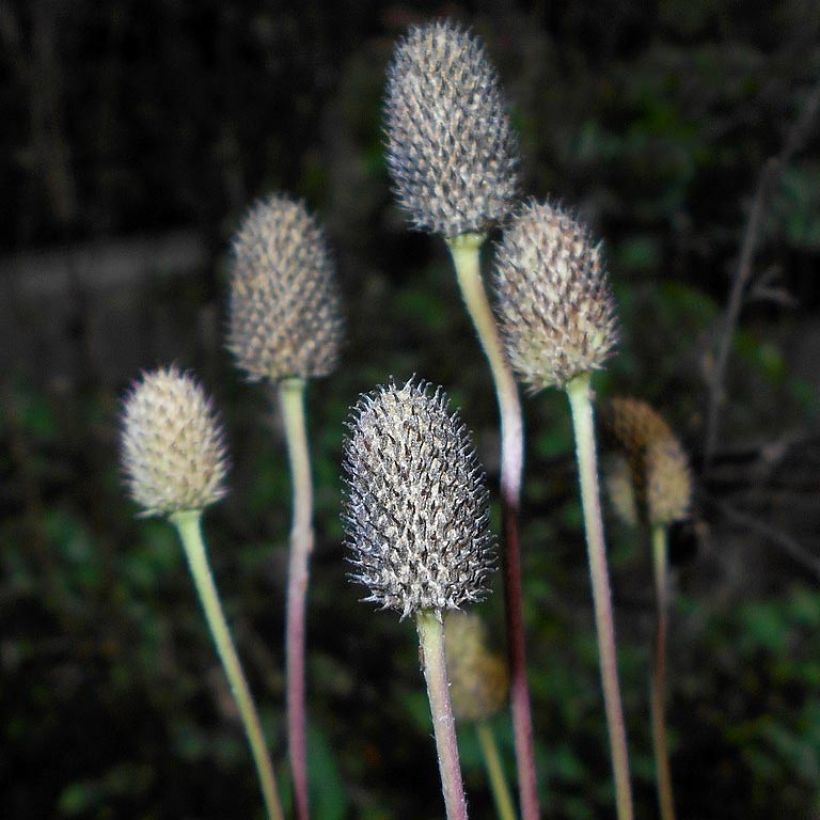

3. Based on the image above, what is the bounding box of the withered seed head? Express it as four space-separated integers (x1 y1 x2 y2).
384 20 519 238
228 193 343 382
120 366 228 517
444 611 508 723
342 377 496 619
494 200 618 391
601 397 692 527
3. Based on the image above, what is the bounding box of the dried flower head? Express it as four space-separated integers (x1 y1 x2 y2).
228 194 344 382
444 611 508 722
601 397 692 527
120 366 228 516
384 20 519 238
342 377 496 618
494 200 618 391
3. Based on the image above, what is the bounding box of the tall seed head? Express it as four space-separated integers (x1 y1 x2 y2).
342 378 496 619
384 20 520 238
120 366 228 517
228 193 344 382
601 397 692 527
494 200 618 391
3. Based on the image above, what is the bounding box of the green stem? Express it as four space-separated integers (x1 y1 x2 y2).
650 524 676 820
566 373 634 820
279 377 313 820
416 610 469 820
447 234 539 820
170 510 284 820
476 721 517 820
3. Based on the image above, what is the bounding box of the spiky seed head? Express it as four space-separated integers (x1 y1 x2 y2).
494 200 618 391
601 397 692 527
341 377 496 619
602 453 640 528
120 366 228 517
384 20 520 238
227 193 344 382
444 611 508 723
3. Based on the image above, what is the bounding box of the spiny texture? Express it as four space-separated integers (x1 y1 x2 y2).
494 200 618 391
384 20 519 238
444 611 508 723
120 366 228 516
342 378 496 618
601 397 692 527
228 194 343 382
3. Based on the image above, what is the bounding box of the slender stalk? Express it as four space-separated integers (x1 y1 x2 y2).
170 510 284 820
447 233 539 820
416 610 469 820
278 376 313 820
650 524 676 820
476 721 517 820
565 373 634 820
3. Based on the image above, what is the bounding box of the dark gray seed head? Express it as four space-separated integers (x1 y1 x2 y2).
384 20 520 238
494 199 618 391
228 193 344 382
342 377 496 618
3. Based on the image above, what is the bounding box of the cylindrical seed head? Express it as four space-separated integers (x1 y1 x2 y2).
342 377 496 619
494 200 618 391
384 20 520 238
444 611 508 723
120 366 228 517
601 397 692 527
227 193 344 382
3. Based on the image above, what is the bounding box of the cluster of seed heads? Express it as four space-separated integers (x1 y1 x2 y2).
120 366 228 516
384 20 519 238
494 200 618 391
342 378 496 619
601 397 692 527
228 193 344 382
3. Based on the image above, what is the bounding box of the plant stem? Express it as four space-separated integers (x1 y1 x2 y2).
447 233 539 820
416 610 469 820
279 376 313 820
565 373 634 820
170 510 284 820
477 721 517 820
650 524 676 820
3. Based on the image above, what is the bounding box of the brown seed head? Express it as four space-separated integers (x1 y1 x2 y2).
384 20 520 238
228 194 343 382
342 377 496 619
494 200 618 391
120 366 228 517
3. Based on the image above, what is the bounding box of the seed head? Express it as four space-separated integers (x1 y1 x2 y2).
120 366 228 517
444 611 508 723
494 200 618 391
227 193 344 382
384 20 519 238
601 397 692 527
342 377 496 619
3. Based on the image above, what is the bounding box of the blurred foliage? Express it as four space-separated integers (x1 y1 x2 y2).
2 0 820 818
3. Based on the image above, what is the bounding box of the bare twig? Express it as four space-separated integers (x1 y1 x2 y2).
703 78 820 466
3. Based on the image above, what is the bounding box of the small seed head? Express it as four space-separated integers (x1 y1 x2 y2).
228 193 343 382
444 611 508 723
384 20 520 238
494 200 618 391
120 366 228 517
342 377 496 619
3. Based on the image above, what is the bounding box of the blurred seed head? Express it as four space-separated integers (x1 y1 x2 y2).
384 20 519 238
444 611 508 723
120 366 228 517
601 397 692 527
494 200 618 391
228 193 344 382
342 377 496 619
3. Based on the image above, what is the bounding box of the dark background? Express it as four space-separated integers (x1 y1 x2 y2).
2 1 819 818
